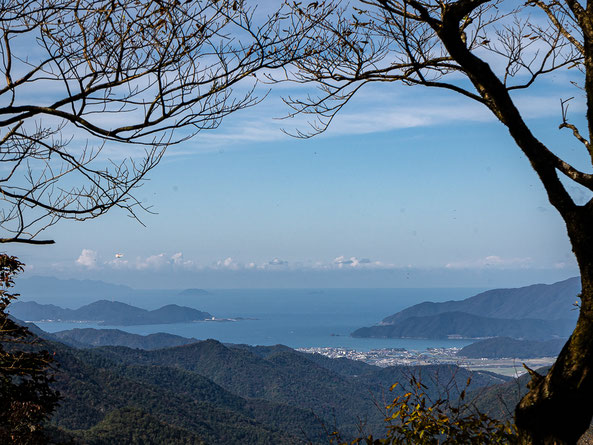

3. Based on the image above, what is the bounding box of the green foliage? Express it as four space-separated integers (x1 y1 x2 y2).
0 254 60 444
50 339 508 442
332 376 518 445
47 342 319 444
35 332 515 444
72 407 205 445
458 337 564 359
90 339 386 434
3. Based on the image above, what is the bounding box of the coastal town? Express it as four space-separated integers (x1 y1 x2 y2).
297 346 557 377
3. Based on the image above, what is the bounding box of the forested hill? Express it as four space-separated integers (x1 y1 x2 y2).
458 337 565 359
353 277 580 340
352 312 574 340
47 340 317 444
383 277 580 323
9 300 212 326
34 333 509 444
50 328 200 350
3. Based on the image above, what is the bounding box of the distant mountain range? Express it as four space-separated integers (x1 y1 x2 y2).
353 277 580 340
10 300 212 326
15 275 209 307
50 328 200 350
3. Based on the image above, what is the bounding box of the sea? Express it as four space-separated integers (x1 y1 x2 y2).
33 287 484 351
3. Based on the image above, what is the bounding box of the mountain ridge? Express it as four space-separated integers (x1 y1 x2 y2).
10 299 212 326
382 277 580 324
353 277 580 340
51 328 200 350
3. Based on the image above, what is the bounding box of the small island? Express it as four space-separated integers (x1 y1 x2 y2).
177 288 210 296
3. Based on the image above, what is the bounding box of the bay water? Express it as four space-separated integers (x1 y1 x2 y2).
34 287 483 351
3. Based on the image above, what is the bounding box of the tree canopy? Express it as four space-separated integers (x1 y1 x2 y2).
0 254 59 444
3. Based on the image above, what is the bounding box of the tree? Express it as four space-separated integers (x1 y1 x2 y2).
0 0 317 440
275 1 593 443
0 254 60 444
0 0 312 244
332 376 517 444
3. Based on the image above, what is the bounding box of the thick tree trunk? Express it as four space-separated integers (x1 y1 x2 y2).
515 207 593 444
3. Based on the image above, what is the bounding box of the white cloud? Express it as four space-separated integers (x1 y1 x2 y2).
136 253 168 270
333 256 381 268
103 251 195 270
445 255 533 269
107 258 129 268
76 249 98 269
215 257 241 270
171 252 194 268
268 257 288 266
334 256 355 267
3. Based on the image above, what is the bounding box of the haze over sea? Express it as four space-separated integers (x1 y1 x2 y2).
33 287 482 351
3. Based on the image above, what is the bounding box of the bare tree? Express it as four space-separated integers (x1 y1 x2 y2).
0 0 316 244
275 1 593 443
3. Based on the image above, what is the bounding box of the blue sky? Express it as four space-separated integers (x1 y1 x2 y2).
8 83 583 288
5 4 588 289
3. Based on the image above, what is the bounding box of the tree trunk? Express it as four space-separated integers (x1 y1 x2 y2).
515 206 593 444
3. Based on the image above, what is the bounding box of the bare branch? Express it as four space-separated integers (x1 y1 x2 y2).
0 0 306 242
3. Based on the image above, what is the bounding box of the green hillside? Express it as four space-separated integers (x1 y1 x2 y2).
353 311 574 340
29 333 511 444
354 277 580 340
458 337 565 359
51 328 199 350
48 341 321 444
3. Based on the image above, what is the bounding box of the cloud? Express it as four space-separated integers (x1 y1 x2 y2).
102 251 197 271
445 255 533 269
76 249 98 269
136 253 168 270
215 257 241 270
333 256 353 267
171 252 194 268
107 259 128 269
180 87 495 149
268 257 288 266
133 252 197 270
333 256 380 268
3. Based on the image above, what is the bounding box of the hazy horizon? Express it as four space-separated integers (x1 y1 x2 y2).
16 268 579 291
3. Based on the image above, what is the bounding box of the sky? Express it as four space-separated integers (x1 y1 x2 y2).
4 2 588 289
